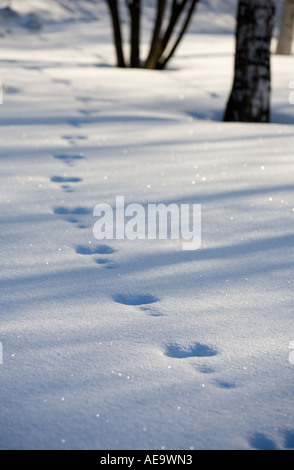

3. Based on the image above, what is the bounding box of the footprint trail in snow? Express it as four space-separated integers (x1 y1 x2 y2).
75 244 117 268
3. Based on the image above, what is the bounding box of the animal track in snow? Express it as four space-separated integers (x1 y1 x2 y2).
214 379 236 389
249 429 294 450
283 429 294 449
64 217 88 228
76 244 116 255
61 184 74 193
78 109 95 116
53 206 91 228
54 154 84 166
62 135 87 140
95 258 108 265
53 206 92 229
53 206 91 216
196 365 215 374
139 305 164 316
51 176 83 183
62 135 87 146
249 432 279 450
95 258 116 269
75 244 116 268
65 217 79 224
51 174 83 193
113 293 159 306
164 342 218 359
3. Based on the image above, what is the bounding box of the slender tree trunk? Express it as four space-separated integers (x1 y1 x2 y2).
144 0 187 69
145 0 199 70
224 0 275 123
276 0 294 55
106 0 126 67
157 0 198 70
127 0 141 68
145 0 167 69
156 0 188 67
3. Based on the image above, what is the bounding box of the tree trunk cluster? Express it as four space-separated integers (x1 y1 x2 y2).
106 0 199 69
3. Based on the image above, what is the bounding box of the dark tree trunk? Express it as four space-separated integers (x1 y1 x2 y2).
157 0 198 69
160 0 188 56
127 0 141 68
106 0 126 67
145 0 167 70
224 0 275 123
146 0 199 70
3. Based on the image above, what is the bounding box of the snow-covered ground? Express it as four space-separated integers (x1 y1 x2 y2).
0 0 294 450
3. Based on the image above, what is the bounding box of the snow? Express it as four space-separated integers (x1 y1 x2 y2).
0 0 294 451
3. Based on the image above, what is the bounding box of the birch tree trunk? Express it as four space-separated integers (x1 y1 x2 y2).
276 0 294 55
224 0 275 123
